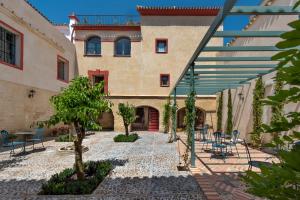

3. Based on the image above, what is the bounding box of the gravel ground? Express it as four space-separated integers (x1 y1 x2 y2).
0 132 205 200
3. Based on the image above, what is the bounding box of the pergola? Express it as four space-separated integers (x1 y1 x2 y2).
170 0 300 167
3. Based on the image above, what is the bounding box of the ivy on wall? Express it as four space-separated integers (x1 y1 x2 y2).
169 99 177 143
226 89 233 134
183 91 196 167
251 76 265 147
163 97 171 134
271 71 284 124
217 91 223 131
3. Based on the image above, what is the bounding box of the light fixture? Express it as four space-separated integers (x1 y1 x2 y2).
238 92 244 101
28 89 36 98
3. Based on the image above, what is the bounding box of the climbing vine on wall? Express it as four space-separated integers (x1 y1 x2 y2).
217 91 223 131
183 91 196 167
251 76 265 146
271 71 284 124
163 97 171 134
169 100 177 143
226 89 233 134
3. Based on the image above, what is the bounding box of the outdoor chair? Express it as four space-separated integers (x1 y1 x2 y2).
27 128 45 149
0 130 25 156
244 139 272 171
211 131 227 160
224 130 240 157
200 124 214 150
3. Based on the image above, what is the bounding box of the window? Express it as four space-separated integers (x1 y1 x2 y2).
85 36 101 55
115 37 131 56
57 56 69 82
156 39 168 53
92 75 105 93
0 21 23 69
160 74 170 87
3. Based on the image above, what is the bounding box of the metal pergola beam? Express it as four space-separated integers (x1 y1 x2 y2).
203 46 282 52
189 70 271 75
230 6 300 15
213 31 284 37
182 75 257 79
169 0 238 97
196 56 275 62
194 64 277 69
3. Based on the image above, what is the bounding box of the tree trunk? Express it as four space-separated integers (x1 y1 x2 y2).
125 124 129 136
74 122 85 180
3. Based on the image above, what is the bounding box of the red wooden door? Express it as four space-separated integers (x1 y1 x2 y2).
148 108 159 131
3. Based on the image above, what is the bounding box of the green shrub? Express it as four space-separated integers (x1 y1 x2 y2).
55 134 75 142
113 133 138 142
40 161 112 195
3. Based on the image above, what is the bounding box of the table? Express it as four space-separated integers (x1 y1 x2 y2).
15 131 35 153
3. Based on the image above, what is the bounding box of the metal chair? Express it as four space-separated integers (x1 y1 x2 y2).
244 139 272 171
27 128 45 149
0 130 25 156
200 124 213 150
224 130 240 157
211 131 227 159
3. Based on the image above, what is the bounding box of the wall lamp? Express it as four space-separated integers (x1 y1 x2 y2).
238 92 244 101
28 89 36 98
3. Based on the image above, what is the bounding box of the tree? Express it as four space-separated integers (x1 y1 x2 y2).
243 2 300 199
47 77 111 180
251 76 265 147
117 103 136 136
217 91 223 131
226 89 233 134
163 97 171 134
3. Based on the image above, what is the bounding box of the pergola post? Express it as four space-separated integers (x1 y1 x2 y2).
172 88 177 142
190 63 196 168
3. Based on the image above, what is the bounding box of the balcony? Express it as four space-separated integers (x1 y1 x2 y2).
76 15 140 26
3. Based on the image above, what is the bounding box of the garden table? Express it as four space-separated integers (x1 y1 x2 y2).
14 131 35 153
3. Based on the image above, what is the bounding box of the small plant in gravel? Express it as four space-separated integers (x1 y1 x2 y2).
45 77 112 181
117 102 137 136
55 134 75 142
40 161 112 195
113 133 139 142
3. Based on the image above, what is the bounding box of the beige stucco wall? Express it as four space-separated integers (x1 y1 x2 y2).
74 16 222 96
0 0 77 132
108 97 216 132
218 0 299 142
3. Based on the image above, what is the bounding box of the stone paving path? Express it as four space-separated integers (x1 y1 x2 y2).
0 132 205 200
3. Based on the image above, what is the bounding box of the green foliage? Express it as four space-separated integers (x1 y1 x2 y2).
47 77 111 130
251 77 265 146
40 161 112 195
46 76 111 180
55 134 75 142
117 103 136 136
226 89 233 134
185 91 196 147
113 133 139 142
243 2 300 199
169 100 177 143
217 91 223 131
163 97 171 133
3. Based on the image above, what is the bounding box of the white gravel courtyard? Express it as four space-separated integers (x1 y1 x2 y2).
0 132 205 199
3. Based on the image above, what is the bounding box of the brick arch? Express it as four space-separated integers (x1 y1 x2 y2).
177 107 206 130
132 105 159 132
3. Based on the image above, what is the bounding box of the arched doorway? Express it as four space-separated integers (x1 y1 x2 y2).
99 111 114 131
177 107 206 130
132 106 159 131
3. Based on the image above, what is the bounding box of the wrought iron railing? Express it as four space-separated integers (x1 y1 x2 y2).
76 15 140 26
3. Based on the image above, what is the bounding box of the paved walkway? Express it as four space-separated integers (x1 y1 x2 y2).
178 132 278 200
0 132 205 199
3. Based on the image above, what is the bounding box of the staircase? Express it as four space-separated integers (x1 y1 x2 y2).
148 108 159 131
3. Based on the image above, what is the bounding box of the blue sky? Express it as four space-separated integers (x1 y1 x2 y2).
28 0 262 43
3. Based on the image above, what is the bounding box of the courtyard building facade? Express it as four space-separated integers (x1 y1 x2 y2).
70 7 222 132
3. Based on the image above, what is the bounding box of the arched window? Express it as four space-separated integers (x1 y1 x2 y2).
115 37 131 56
85 36 101 55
